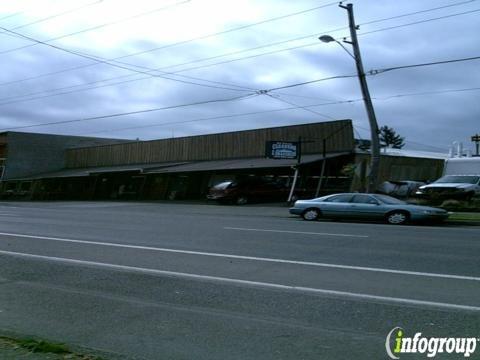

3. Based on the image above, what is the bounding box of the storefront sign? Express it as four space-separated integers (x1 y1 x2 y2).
265 141 298 159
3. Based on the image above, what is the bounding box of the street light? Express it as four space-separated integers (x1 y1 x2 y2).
318 4 381 193
319 35 355 60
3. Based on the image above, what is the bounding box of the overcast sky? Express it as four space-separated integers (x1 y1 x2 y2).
0 0 478 153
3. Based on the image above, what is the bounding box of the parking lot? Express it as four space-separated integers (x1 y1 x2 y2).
0 201 479 359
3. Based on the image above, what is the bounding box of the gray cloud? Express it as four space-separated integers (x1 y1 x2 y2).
0 0 478 154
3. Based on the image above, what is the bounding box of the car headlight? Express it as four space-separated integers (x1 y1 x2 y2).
423 210 446 215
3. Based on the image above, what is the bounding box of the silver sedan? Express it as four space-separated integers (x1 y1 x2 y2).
289 193 449 225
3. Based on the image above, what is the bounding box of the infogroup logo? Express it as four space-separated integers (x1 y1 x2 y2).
385 327 478 359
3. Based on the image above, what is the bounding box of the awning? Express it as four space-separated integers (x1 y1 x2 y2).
10 161 189 180
146 152 350 174
7 153 350 180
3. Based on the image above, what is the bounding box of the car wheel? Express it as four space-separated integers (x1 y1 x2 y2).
236 196 248 205
386 211 409 225
463 191 475 201
302 208 320 221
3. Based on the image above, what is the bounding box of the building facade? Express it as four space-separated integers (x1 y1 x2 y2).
0 121 445 201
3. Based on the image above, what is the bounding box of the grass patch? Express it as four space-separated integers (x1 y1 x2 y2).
0 336 104 359
14 338 70 354
449 212 480 222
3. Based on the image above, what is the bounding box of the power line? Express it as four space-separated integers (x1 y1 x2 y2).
0 40 322 105
94 85 477 134
0 48 478 110
373 86 480 100
0 0 103 35
404 140 448 152
265 93 336 121
0 37 323 89
359 0 478 27
0 11 24 22
0 0 474 92
0 2 41 23
0 3 349 99
81 98 364 136
0 1 478 107
265 74 359 92
370 55 480 75
0 0 192 55
0 5 347 88
0 1 336 56
260 56 480 94
15 84 475 135
0 25 255 93
353 125 447 152
358 8 480 38
0 93 258 131
0 73 253 107
1 50 477 108
154 2 479 75
154 41 322 74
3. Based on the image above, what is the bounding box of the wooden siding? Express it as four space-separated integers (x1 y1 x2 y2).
378 155 444 182
65 120 354 168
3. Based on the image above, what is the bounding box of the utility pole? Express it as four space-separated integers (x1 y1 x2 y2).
340 3 381 193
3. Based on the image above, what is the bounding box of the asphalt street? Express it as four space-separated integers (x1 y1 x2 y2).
0 201 479 359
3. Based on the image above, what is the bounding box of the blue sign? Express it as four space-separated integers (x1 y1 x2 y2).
265 141 298 159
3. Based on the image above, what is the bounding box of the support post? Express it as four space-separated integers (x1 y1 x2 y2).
287 136 302 203
315 138 327 197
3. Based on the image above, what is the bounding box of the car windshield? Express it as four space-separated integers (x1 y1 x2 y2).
374 194 407 205
434 175 480 184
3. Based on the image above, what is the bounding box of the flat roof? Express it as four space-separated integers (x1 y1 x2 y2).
355 148 447 160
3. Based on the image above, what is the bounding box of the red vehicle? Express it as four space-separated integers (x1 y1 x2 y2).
207 178 291 205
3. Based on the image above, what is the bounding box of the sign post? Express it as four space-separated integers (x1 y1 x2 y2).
286 137 302 203
471 134 480 156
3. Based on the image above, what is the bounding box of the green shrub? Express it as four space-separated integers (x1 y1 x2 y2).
439 198 480 212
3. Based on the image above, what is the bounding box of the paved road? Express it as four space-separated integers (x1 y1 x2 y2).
0 201 479 359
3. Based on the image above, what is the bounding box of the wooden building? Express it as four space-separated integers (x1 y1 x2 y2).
0 120 446 202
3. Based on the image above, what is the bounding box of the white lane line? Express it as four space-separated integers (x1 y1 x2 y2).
0 231 478 282
224 226 369 238
0 249 478 312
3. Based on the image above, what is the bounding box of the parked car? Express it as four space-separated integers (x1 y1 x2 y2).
289 193 449 224
207 178 290 205
415 175 480 200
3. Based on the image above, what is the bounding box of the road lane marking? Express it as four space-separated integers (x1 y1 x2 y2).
0 231 479 282
224 227 369 238
0 249 478 312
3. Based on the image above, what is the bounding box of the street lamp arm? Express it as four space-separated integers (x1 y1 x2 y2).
319 35 355 60
336 40 356 60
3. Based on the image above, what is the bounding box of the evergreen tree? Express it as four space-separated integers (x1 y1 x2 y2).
379 125 405 149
